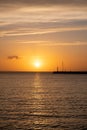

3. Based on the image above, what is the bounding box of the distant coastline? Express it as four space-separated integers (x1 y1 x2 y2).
53 71 87 74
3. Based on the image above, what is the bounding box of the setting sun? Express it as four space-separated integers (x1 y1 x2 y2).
34 60 42 68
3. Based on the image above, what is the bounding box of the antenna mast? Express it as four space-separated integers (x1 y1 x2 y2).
62 61 64 72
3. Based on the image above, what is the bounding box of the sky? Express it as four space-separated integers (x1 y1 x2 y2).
0 0 87 71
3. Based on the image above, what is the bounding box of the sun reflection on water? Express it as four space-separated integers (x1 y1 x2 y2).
31 73 47 126
33 73 44 108
33 73 43 99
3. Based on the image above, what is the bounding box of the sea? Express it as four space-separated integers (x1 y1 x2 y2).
0 73 87 130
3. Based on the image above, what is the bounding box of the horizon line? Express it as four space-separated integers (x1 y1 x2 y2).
0 70 87 73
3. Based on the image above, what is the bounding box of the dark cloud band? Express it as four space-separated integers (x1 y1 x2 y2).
0 0 87 7
8 56 20 60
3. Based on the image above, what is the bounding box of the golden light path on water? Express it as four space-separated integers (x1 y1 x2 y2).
32 73 46 125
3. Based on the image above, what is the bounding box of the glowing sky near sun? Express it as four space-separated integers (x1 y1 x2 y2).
0 0 87 71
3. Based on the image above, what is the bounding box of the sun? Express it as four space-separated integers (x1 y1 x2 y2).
34 60 41 68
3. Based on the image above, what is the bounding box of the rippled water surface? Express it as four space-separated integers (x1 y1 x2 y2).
0 73 87 130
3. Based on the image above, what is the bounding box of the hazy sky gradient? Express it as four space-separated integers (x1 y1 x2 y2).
0 0 87 71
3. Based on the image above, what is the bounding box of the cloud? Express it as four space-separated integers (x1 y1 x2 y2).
39 42 87 46
19 41 87 46
0 0 87 7
0 0 87 47
0 0 87 12
1 25 87 38
8 55 20 60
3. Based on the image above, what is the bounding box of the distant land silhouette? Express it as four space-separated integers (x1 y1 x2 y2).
53 64 87 74
53 71 87 74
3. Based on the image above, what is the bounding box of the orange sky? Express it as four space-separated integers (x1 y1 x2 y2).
0 0 87 71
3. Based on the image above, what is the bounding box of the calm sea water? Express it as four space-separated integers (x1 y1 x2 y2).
0 73 87 130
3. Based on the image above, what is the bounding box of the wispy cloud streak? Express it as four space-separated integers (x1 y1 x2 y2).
0 26 87 38
18 41 87 46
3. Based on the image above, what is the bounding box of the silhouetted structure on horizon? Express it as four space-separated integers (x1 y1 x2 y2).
53 62 87 74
